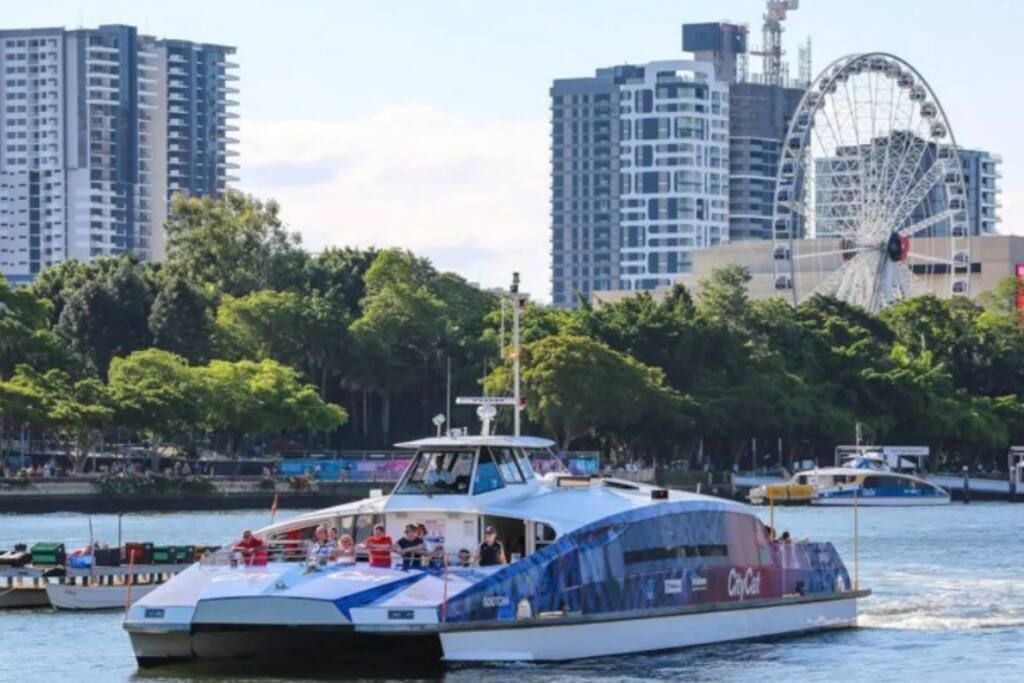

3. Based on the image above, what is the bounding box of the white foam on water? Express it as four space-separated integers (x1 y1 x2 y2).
858 566 1024 631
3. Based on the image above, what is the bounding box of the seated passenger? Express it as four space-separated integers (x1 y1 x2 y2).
336 534 356 564
457 548 473 567
306 525 334 566
428 544 446 569
233 529 265 564
365 525 393 568
476 526 507 567
394 524 426 570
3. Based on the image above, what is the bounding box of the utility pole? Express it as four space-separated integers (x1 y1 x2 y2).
511 273 522 437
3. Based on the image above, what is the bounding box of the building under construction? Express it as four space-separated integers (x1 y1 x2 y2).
683 1 808 241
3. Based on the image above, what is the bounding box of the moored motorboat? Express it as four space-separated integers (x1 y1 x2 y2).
46 564 191 610
811 470 950 506
126 428 869 667
750 452 949 506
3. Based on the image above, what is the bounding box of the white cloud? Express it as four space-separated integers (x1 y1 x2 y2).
237 105 552 300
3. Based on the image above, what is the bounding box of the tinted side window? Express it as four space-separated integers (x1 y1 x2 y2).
491 447 525 484
473 448 504 495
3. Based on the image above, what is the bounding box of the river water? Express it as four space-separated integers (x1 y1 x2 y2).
0 503 1020 682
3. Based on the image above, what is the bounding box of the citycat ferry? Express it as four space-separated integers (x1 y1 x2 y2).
124 431 868 667
750 449 950 506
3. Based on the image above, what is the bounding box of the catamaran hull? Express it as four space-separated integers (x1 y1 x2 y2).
130 626 441 668
130 595 860 667
440 595 859 662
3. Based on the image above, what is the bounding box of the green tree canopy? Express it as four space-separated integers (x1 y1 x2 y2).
164 190 306 296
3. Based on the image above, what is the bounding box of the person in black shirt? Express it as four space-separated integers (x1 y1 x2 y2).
476 526 507 567
394 524 426 570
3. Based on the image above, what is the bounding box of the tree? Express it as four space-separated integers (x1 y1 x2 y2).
55 257 155 379
215 290 308 363
164 190 306 296
108 349 202 441
0 278 62 377
350 250 445 439
149 275 213 363
486 334 688 450
196 359 347 455
0 378 46 465
697 264 752 330
7 366 114 472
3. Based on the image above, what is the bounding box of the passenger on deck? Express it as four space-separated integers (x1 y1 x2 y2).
365 525 393 568
232 530 264 564
395 524 426 570
307 525 334 565
476 526 507 567
779 531 792 544
336 534 356 564
457 548 473 567
328 527 338 544
428 545 446 569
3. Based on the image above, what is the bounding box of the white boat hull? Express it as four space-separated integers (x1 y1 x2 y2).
47 582 158 610
440 596 860 662
811 495 950 507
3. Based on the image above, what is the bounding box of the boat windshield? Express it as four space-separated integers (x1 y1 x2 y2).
396 450 475 494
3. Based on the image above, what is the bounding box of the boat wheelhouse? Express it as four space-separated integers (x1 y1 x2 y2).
125 433 868 667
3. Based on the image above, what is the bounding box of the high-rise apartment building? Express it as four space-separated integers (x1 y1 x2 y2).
0 25 237 285
814 139 1002 239
550 60 730 307
959 149 1001 236
682 22 805 242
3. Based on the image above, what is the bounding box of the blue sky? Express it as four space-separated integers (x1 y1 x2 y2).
7 1 1021 298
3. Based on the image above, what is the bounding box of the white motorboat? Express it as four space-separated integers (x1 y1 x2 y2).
125 432 868 667
750 451 950 506
47 582 158 610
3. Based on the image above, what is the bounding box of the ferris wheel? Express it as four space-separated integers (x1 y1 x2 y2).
771 53 971 313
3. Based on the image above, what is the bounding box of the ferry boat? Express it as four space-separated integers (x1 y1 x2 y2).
750 452 950 506
125 431 868 667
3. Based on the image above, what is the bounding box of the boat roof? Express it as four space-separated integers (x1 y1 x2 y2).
798 467 926 479
260 475 749 539
394 435 556 449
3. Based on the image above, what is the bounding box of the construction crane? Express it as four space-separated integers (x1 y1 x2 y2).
750 0 799 86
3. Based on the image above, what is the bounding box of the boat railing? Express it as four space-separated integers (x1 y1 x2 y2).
198 539 311 568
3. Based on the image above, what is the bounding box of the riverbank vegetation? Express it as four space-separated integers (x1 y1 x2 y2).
3 190 1024 472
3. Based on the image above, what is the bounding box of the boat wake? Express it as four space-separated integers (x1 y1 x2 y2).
859 569 1024 631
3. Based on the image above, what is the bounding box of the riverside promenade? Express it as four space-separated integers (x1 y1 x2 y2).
0 477 387 513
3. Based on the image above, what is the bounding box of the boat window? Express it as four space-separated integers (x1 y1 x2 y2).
339 516 355 538
515 449 536 479
863 475 908 489
353 514 381 544
490 447 525 484
796 475 807 485
396 451 475 494
623 544 727 564
473 448 505 495
535 522 557 544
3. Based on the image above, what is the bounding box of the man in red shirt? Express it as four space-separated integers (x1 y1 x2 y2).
365 524 393 568
233 529 265 565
